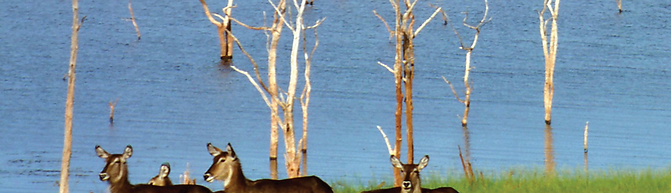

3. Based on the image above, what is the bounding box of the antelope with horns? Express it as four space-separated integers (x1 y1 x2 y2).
203 143 334 193
361 155 458 193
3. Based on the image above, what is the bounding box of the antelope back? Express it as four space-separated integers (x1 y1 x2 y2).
390 155 429 193
148 162 173 186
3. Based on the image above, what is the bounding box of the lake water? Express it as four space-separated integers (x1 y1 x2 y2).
1 0 669 192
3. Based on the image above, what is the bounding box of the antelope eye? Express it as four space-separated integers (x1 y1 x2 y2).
218 158 225 163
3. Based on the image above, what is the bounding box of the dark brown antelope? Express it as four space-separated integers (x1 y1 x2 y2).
361 155 458 193
147 162 173 186
203 143 334 193
95 145 213 193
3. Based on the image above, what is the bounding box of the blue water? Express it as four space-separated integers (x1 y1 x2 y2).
0 0 669 192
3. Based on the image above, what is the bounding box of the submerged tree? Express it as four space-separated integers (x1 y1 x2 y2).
224 0 325 178
60 0 84 192
128 0 140 40
199 0 234 60
374 0 441 186
442 0 491 127
539 0 560 125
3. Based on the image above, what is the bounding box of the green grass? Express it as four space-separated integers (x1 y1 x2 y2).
332 167 671 193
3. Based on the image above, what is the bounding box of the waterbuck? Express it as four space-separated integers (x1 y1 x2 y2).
147 162 173 186
203 143 334 193
361 155 458 193
95 145 213 193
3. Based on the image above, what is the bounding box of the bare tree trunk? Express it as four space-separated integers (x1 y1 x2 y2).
462 126 472 178
267 0 286 179
403 11 416 164
392 0 404 186
583 122 589 171
539 0 560 125
109 99 118 124
374 0 441 186
128 0 140 40
199 0 234 60
544 124 555 174
461 50 472 126
299 22 319 177
224 0 234 58
60 0 82 192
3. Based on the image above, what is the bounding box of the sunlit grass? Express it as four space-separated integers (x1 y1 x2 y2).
333 167 671 193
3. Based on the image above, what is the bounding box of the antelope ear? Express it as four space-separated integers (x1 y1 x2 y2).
95 145 110 159
226 143 237 158
390 155 403 169
123 145 133 159
417 155 429 170
207 143 223 156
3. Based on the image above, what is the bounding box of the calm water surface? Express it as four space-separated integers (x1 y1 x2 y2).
0 0 669 192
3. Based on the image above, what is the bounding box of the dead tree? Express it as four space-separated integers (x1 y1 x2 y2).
60 0 84 192
539 0 560 125
375 0 441 186
199 0 234 60
583 121 589 171
128 0 140 40
225 0 325 178
109 98 119 124
544 125 555 174
442 0 490 127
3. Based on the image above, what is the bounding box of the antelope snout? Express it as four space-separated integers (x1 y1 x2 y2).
99 173 109 181
402 181 412 189
204 173 214 182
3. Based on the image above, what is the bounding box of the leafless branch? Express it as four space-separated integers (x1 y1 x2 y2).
268 0 295 32
373 10 394 41
443 76 464 103
429 4 448 25
376 126 394 156
199 0 223 26
216 13 268 31
231 66 271 107
224 28 271 93
387 0 399 15
463 0 491 30
377 61 395 73
445 9 465 48
305 18 326 29
414 6 441 37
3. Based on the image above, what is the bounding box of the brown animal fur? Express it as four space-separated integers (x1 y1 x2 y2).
360 155 458 193
95 145 212 193
148 162 173 186
203 143 333 193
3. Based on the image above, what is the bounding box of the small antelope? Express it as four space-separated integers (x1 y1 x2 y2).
95 145 213 193
203 143 334 193
362 155 458 193
148 162 173 186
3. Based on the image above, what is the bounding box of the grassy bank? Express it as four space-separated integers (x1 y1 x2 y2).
331 167 671 193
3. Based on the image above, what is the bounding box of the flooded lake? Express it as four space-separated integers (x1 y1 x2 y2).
1 0 669 192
